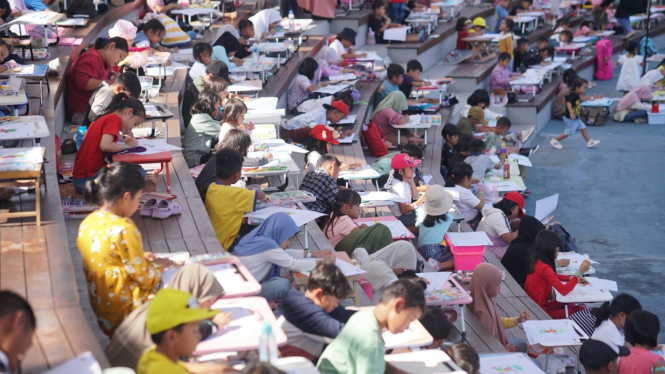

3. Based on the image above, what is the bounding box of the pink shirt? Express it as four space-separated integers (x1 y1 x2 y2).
325 215 358 247
372 107 403 140
573 26 590 37
618 348 663 374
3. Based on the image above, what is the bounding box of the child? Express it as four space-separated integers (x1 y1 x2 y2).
305 125 360 173
133 19 170 52
579 339 630 374
73 95 145 193
234 212 330 301
471 17 486 35
419 306 453 349
248 9 281 40
300 154 341 215
485 117 538 157
282 100 350 142
524 230 590 319
490 52 521 95
388 153 426 233
317 279 426 373
449 136 472 172
377 63 405 103
553 16 572 34
477 192 524 260
388 0 406 24
295 89 354 115
66 37 129 119
510 0 532 15
417 185 455 270
206 76 229 121
468 263 532 352
495 0 511 33
445 344 480 374
136 288 233 374
324 189 393 256
461 89 503 121
559 30 574 46
190 42 235 81
183 90 221 168
372 143 427 189
465 139 501 181
455 17 471 51
183 60 230 127
550 77 602 150
275 260 355 360
640 58 665 88
330 28 366 59
553 69 579 118
445 163 484 230
528 36 550 56
288 57 328 112
501 216 546 288
315 46 355 78
0 291 36 374
370 91 424 146
219 19 254 59
82 72 142 128
204 148 267 250
360 242 420 301
399 60 432 99
369 0 422 44
619 311 665 373
219 98 254 141
521 46 554 69
0 39 21 74
616 40 643 93
456 106 491 137
513 38 529 72
498 18 514 58
574 20 596 37
591 293 642 347
441 123 460 175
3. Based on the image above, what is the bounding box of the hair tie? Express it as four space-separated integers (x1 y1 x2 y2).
451 174 455 178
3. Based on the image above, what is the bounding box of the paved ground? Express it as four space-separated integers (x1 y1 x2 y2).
524 77 665 340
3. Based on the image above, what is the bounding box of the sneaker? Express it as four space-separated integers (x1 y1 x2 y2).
529 144 539 157
506 132 519 143
587 139 601 148
518 148 530 156
550 139 563 149
352 247 369 265
520 127 534 142
521 189 532 196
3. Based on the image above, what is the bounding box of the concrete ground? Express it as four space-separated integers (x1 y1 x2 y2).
523 77 665 340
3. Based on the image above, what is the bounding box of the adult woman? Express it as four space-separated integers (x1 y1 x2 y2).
501 216 545 288
613 85 653 123
361 241 417 302
476 192 524 260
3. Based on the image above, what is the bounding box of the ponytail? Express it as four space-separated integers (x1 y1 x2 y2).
104 93 146 118
137 19 166 34
83 162 145 206
445 162 473 187
94 37 129 52
322 189 361 238
593 293 642 328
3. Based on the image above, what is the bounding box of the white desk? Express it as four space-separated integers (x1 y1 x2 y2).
0 89 28 116
171 7 216 30
229 57 277 83
392 115 432 145
509 75 544 97
513 15 537 34
385 349 465 373
244 97 278 111
0 115 49 146
241 153 301 186
338 165 381 190
555 289 613 318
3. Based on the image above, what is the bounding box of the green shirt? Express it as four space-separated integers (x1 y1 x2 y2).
484 132 504 151
456 117 476 136
182 76 206 127
371 151 401 176
316 311 385 374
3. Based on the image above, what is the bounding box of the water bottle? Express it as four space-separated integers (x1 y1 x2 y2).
288 10 295 30
500 142 507 162
76 126 87 150
259 322 278 363
367 27 376 45
252 41 260 61
503 162 511 179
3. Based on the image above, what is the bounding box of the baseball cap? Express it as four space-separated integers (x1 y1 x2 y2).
390 153 422 170
423 185 454 216
468 106 488 126
323 101 349 117
579 339 630 370
146 289 219 335
503 191 525 218
310 124 340 145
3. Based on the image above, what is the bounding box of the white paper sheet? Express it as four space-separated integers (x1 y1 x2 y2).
332 258 366 276
204 302 262 343
174 48 193 55
445 232 492 246
483 180 521 192
143 105 161 117
337 133 356 144
508 153 532 167
269 144 308 154
416 272 452 291
523 320 582 346
135 138 183 154
572 277 618 292
330 114 357 125
479 353 546 374
358 191 409 203
383 27 409 42
328 73 357 82
44 352 103 374
382 323 423 347
0 121 35 140
362 220 413 238
313 83 354 95
338 164 380 180
145 61 189 76
244 207 325 227
557 252 599 265
535 193 559 223
354 51 383 61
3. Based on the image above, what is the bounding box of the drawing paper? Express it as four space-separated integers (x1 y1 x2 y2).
445 232 492 246
479 353 545 374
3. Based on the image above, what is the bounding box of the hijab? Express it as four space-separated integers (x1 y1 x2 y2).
614 85 653 112
361 241 417 292
315 46 343 66
501 216 545 288
468 263 509 345
370 91 409 120
233 212 301 281
249 9 281 37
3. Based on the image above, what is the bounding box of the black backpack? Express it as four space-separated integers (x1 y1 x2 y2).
549 223 578 253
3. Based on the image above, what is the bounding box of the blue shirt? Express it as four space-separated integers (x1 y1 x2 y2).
376 80 399 103
417 211 454 246
495 6 509 33
24 0 47 11
399 74 415 98
282 108 327 130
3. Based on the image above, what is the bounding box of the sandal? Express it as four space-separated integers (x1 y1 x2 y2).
152 200 181 219
140 198 157 217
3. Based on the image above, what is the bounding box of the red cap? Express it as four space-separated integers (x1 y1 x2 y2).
390 153 422 170
323 101 349 117
310 124 340 145
503 191 525 218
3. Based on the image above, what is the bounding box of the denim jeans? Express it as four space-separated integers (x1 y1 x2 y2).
624 110 648 122
279 0 300 18
258 277 291 301
389 2 406 24
616 17 633 34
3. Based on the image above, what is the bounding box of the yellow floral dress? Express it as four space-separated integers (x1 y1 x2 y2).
77 210 163 336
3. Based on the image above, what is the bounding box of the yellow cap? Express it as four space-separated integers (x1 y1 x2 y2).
146 289 219 335
472 17 487 28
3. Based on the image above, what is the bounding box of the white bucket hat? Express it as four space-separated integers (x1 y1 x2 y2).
423 185 454 216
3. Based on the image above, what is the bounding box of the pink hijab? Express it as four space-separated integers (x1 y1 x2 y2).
467 263 509 345
615 85 653 112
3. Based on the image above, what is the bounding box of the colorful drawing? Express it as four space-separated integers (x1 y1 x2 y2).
539 327 564 334
492 365 524 373
0 128 16 133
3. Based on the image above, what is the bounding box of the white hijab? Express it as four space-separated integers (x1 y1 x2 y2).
214 24 240 42
361 241 417 292
315 46 343 66
249 9 281 36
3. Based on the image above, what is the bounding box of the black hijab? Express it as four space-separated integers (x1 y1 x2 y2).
501 216 545 288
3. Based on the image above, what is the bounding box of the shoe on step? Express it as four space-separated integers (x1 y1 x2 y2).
550 139 562 150
152 200 181 219
521 189 532 196
140 198 157 217
352 247 370 266
506 132 518 143
520 127 534 142
587 139 601 148
528 144 539 157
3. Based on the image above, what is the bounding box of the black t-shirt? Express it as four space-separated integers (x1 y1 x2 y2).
441 143 457 171
509 4 524 16
521 54 543 69
449 152 467 174
564 92 581 119
399 74 415 97
513 49 526 72
368 15 387 44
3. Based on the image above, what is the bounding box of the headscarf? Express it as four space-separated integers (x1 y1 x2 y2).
502 216 545 288
215 24 240 41
109 20 137 40
370 91 408 120
233 212 301 281
315 46 343 66
467 263 509 345
249 9 281 37
614 85 653 112
361 241 417 292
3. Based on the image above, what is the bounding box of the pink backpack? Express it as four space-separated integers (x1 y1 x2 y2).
594 39 613 80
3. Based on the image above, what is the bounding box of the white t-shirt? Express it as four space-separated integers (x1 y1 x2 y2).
391 180 412 202
641 69 664 87
297 96 333 113
329 39 346 57
592 320 625 348
189 61 207 81
239 248 317 283
306 151 321 173
456 185 480 222
477 206 510 238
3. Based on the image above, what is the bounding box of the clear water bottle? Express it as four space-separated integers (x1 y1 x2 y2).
252 41 260 61
259 322 278 363
288 10 295 31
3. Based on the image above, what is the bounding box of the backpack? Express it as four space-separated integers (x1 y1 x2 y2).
594 39 613 80
549 223 578 253
639 36 658 58
580 107 607 126
362 121 389 157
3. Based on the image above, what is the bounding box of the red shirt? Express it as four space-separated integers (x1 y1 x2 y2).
457 30 469 50
73 114 122 179
66 48 111 117
618 348 663 374
524 261 578 309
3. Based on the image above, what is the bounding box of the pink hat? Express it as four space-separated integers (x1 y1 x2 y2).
109 20 137 40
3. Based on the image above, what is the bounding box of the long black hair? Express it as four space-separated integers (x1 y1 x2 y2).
115 72 142 99
593 293 642 328
83 162 146 206
137 19 166 34
304 136 330 164
528 230 562 274
323 189 361 238
493 198 519 218
298 57 319 80
103 93 146 118
422 213 449 228
215 128 251 155
455 17 469 32
445 162 473 187
467 89 490 107
94 37 129 52
191 89 221 117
